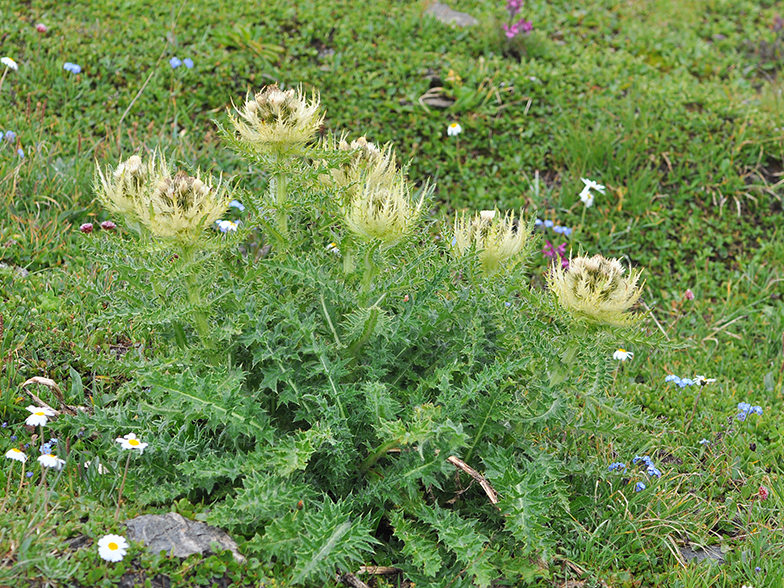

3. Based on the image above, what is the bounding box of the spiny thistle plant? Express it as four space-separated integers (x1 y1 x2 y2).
452 209 531 275
228 84 323 157
548 253 644 326
78 84 661 588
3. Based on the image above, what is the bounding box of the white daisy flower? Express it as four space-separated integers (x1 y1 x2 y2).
613 348 634 361
216 219 238 233
579 178 605 208
325 242 340 255
97 534 129 562
38 453 66 470
25 405 56 427
116 433 148 452
1 57 19 71
693 375 716 386
447 122 462 136
5 448 28 463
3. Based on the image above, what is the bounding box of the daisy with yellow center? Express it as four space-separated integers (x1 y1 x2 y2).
38 453 66 470
115 433 148 452
97 534 129 562
5 448 27 463
447 122 462 136
25 405 56 427
613 349 634 361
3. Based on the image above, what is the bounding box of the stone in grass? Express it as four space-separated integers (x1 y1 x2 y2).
124 512 245 563
679 544 725 565
424 2 478 27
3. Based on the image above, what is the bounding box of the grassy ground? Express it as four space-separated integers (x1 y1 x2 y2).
1 0 783 586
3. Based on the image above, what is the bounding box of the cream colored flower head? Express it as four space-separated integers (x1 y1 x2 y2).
97 152 232 241
326 135 394 196
344 174 426 246
38 453 66 470
229 85 323 154
452 209 530 274
548 254 643 326
96 154 152 216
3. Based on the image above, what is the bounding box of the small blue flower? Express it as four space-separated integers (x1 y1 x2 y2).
632 456 643 465
751 405 763 415
635 482 646 492
63 62 81 74
0 132 3 141
699 439 710 445
738 402 751 414
5 130 16 142
40 443 52 454
169 57 182 69
553 225 564 234
451 235 457 246
49 439 57 445
544 220 554 228
755 566 762 573
26 471 33 478
183 58 194 69
608 462 626 471
665 374 681 383
1 422 6 428
647 465 661 478
228 199 245 211
17 148 24 158
11 435 17 441
504 302 511 308
736 412 747 422
677 378 694 388
561 226 572 236
534 218 542 226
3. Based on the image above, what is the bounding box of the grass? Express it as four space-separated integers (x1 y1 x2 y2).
1 0 783 585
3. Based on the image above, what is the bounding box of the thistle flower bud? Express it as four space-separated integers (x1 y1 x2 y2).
96 154 150 215
452 209 530 274
228 85 323 155
95 153 230 241
344 175 426 246
547 254 643 326
139 171 229 240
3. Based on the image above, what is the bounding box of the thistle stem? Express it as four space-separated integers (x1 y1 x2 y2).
115 451 132 522
272 167 289 245
360 439 400 474
181 245 212 349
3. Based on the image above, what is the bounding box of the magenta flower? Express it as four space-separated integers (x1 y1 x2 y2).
36 23 48 33
503 18 533 39
79 222 94 234
542 240 557 259
684 288 694 300
506 0 523 18
100 220 117 231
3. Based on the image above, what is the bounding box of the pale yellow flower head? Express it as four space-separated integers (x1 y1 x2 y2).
326 135 395 198
96 153 229 241
344 173 426 246
452 209 530 274
229 85 323 154
96 154 152 215
137 170 230 241
548 254 643 326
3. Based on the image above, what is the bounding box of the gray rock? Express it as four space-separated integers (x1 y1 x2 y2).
679 544 725 565
424 2 478 27
0 262 29 278
124 512 245 563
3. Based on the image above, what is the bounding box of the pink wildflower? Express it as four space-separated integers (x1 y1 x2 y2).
36 23 48 33
759 486 769 501
100 220 117 231
79 222 93 234
684 289 694 300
